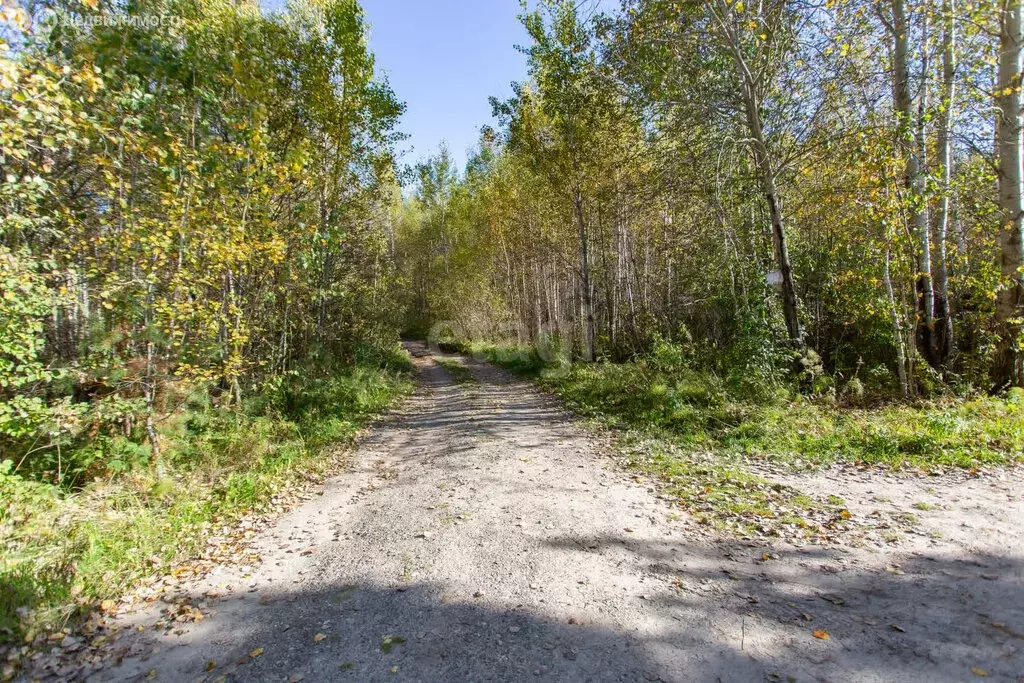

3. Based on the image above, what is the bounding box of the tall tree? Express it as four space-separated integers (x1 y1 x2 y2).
708 0 803 345
932 0 957 364
496 0 612 361
884 0 938 365
992 0 1024 389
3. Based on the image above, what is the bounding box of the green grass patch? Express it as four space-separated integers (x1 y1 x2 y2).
380 634 406 653
434 356 476 384
0 347 413 647
618 431 849 536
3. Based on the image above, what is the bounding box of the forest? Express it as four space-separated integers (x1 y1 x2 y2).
1 0 1022 671
401 0 1022 400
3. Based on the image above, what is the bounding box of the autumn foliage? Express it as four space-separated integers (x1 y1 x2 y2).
1 0 404 484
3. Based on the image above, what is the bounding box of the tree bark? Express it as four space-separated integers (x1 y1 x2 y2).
759 161 802 345
993 0 1024 389
574 188 596 361
892 0 937 366
885 248 910 398
932 0 956 364
714 2 802 345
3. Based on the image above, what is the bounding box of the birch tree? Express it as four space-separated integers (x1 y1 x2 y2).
992 0 1024 389
932 0 957 362
495 0 612 361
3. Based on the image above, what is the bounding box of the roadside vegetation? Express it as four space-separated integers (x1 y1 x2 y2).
455 338 1022 535
1 348 412 646
467 339 1024 470
398 1 1024 403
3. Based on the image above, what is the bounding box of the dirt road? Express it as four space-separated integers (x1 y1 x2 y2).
70 342 1022 682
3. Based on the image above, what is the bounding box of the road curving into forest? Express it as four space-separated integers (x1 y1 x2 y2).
63 341 1022 682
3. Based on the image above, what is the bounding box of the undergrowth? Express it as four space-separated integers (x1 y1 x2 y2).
0 346 413 646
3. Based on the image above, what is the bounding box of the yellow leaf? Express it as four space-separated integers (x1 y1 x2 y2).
971 669 988 677
250 647 264 658
145 671 157 681
813 630 830 640
313 632 327 642
205 661 216 672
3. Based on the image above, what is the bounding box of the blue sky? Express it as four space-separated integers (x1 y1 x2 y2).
360 0 533 171
262 1 614 173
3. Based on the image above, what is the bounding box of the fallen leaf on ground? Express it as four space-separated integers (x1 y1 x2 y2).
991 621 1024 639
250 647 264 658
812 630 830 640
313 632 327 642
971 668 988 677
205 661 216 671
817 593 846 606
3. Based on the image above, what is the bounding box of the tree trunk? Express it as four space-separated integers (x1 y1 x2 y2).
760 166 802 345
744 103 802 344
885 248 910 398
932 0 956 364
917 13 937 366
144 279 161 463
892 0 937 366
993 0 1024 389
715 3 802 345
574 189 596 361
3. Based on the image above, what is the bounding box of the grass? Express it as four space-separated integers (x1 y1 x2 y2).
380 634 406 654
461 340 1023 535
0 347 413 647
434 356 476 384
